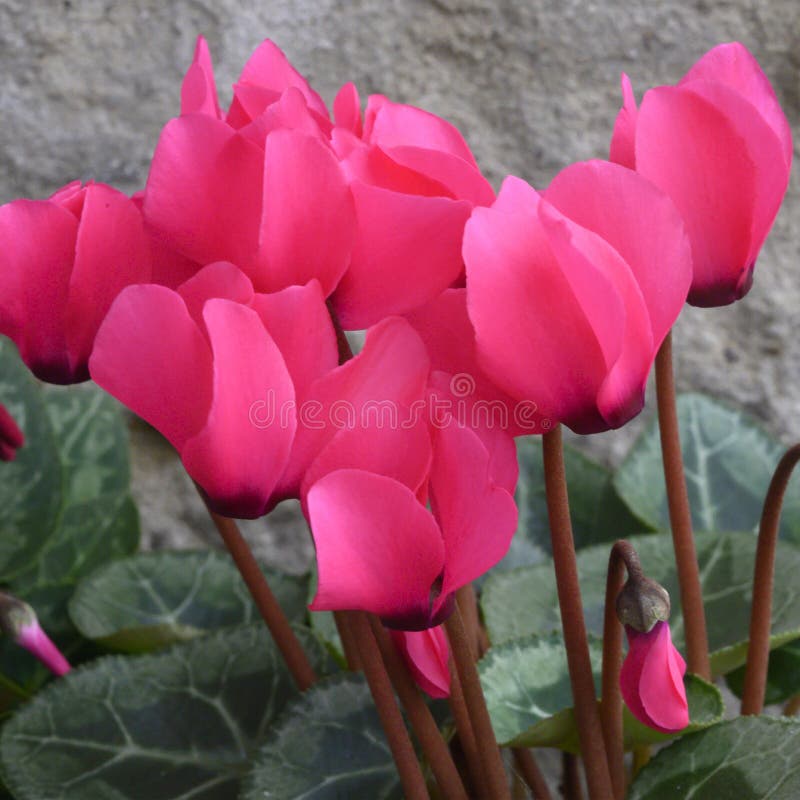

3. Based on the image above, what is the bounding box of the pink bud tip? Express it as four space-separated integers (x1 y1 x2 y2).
620 621 689 733
16 622 71 677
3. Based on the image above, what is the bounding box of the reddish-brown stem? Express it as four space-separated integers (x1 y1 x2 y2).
561 753 586 800
600 543 629 800
741 443 800 715
346 611 430 800
206 509 317 691
448 664 491 799
333 610 363 670
512 748 553 800
542 426 613 800
456 584 484 658
654 332 711 680
445 606 511 799
368 617 469 800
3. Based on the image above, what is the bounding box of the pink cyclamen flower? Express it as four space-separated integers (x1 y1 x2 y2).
0 594 70 677
330 88 496 329
620 621 689 734
307 421 517 629
0 181 151 383
390 626 451 698
90 261 431 518
0 403 24 462
610 42 792 306
464 159 692 434
143 37 355 298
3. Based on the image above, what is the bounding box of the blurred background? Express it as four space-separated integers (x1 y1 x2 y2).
0 0 797 558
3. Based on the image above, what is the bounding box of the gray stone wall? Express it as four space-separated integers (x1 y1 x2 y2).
1 0 798 551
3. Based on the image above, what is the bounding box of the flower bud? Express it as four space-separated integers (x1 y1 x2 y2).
616 574 670 633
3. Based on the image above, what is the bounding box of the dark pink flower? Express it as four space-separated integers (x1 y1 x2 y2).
620 621 689 734
329 88 495 329
307 422 517 629
464 160 692 434
390 626 451 699
0 181 151 383
0 403 24 462
610 42 792 306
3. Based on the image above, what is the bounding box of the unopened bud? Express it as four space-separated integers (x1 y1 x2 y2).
616 575 670 633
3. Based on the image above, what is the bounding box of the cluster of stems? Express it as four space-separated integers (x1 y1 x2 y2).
195 323 795 799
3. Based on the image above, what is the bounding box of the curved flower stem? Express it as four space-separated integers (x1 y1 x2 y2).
600 542 641 800
206 508 317 691
654 332 710 679
346 612 430 800
542 426 613 800
368 616 469 800
445 605 511 800
447 665 491 799
512 748 553 800
741 443 800 715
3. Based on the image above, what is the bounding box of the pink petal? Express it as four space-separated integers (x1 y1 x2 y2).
635 86 758 306
0 199 78 383
235 39 329 121
17 621 70 677
89 285 213 450
430 423 517 606
678 80 788 272
250 280 338 403
333 82 363 136
465 179 612 433
181 299 296 519
65 183 152 377
679 42 792 169
332 182 471 329
307 469 446 627
390 626 451 698
381 145 495 207
180 35 221 118
256 129 354 296
544 159 691 354
177 261 255 330
143 114 264 271
639 622 689 733
278 317 430 498
301 421 432 503
609 73 638 169
364 95 479 167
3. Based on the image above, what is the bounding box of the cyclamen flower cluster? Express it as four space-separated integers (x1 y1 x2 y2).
0 37 790 725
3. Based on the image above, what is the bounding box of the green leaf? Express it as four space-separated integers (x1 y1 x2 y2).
0 623 332 800
478 633 722 751
504 439 645 572
242 673 401 800
628 717 800 799
481 531 800 675
613 393 800 542
725 639 800 706
69 551 308 652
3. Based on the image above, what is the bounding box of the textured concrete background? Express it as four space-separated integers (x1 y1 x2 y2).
0 1 798 555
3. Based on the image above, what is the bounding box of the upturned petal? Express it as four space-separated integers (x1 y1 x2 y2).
390 626 451 698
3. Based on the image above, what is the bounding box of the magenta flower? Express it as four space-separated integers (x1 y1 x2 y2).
330 88 495 329
0 181 151 383
0 404 24 462
390 626 451 699
620 621 689 734
307 422 517 629
143 38 355 299
610 42 792 306
0 594 70 677
464 159 691 434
